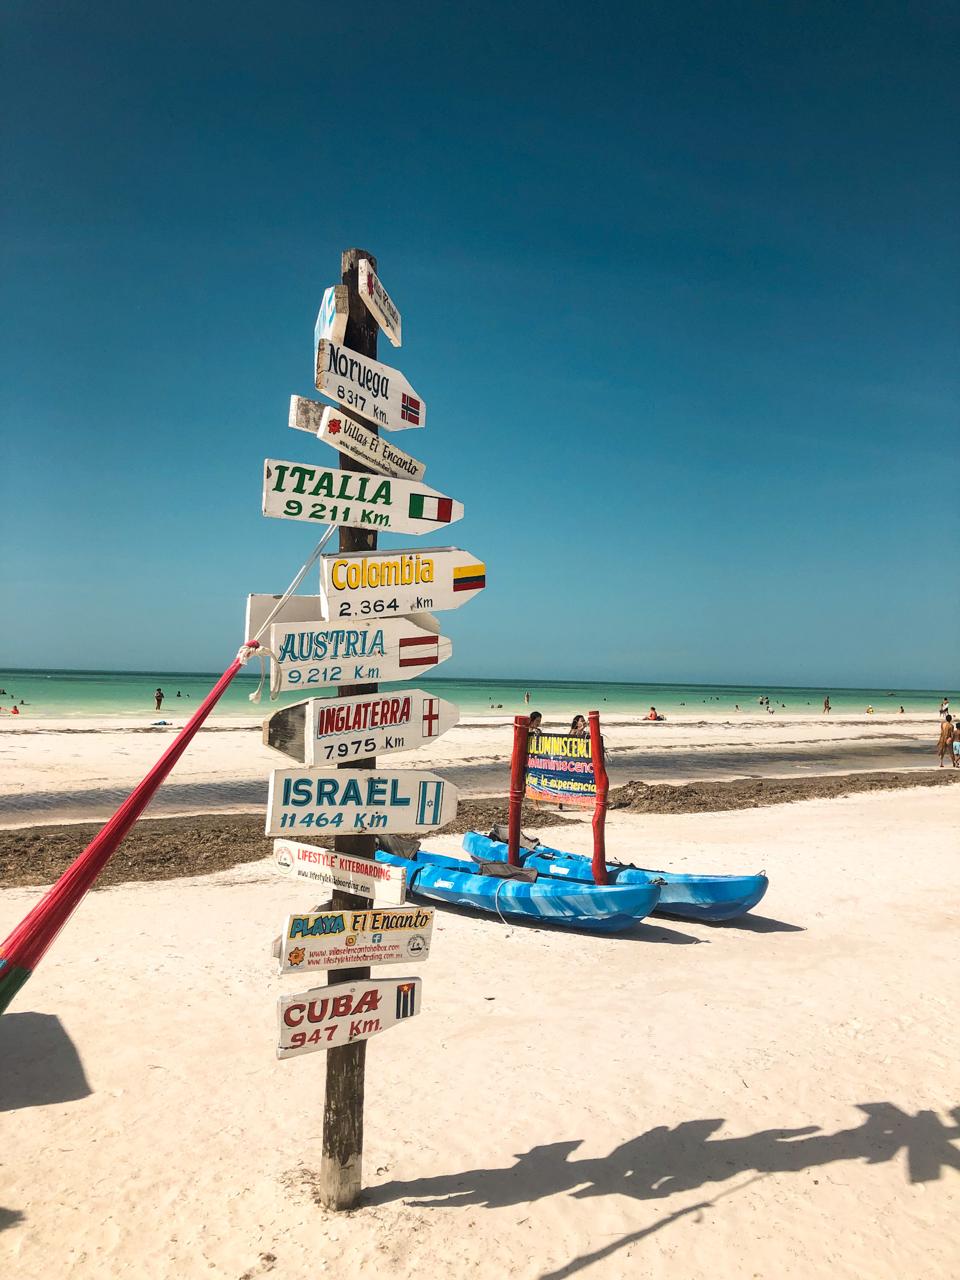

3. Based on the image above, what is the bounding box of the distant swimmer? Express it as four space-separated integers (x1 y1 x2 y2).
524 691 530 704
899 705 905 714
176 690 182 697
866 705 875 714
823 696 831 713
155 687 164 711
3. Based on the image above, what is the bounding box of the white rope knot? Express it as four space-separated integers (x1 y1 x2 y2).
236 641 261 666
245 644 279 703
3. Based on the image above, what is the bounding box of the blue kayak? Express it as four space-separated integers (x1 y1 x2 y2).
461 832 768 922
375 847 661 934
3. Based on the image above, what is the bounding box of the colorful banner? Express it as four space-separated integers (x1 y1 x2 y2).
524 733 599 809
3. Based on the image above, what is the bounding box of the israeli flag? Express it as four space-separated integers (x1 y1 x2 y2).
416 780 444 825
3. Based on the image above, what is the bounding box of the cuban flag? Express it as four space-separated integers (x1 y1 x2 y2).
416 780 444 826
408 493 453 523
396 981 417 1019
422 697 440 736
401 394 421 425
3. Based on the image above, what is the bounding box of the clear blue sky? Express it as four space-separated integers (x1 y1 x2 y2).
2 2 957 687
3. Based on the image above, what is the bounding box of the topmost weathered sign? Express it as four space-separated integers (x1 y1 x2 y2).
315 340 425 433
314 285 349 350
358 258 402 348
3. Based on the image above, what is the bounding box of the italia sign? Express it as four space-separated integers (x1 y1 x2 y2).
268 616 451 691
273 839 407 905
358 257 402 347
264 689 459 763
315 339 425 432
278 905 433 974
262 460 462 536
266 767 458 836
289 397 426 481
319 547 486 620
277 976 422 1059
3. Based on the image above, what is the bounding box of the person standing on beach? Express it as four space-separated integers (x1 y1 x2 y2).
937 715 954 767
823 696 831 713
939 697 950 720
154 687 164 711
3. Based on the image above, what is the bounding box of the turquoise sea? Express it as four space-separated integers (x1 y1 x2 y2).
0 669 948 721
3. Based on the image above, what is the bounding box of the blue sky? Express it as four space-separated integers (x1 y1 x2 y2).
2 2 957 687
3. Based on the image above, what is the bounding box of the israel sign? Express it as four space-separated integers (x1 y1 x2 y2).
266 767 458 836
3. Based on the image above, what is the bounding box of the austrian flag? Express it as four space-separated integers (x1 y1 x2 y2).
398 635 440 667
401 394 421 425
408 493 454 523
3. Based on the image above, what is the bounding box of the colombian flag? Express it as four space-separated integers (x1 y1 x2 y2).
453 562 486 593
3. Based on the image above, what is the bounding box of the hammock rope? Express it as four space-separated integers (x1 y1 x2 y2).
0 526 335 1016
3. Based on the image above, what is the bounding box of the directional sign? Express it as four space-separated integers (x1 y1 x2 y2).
289 397 427 481
244 594 440 645
315 339 425 432
264 689 459 764
273 839 406 904
314 284 349 350
266 767 458 837
319 547 486 620
278 905 433 974
277 976 422 1059
358 258 402 347
262 460 463 536
267 617 451 694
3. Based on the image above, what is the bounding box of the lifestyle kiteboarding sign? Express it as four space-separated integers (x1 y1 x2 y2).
273 839 407 905
266 767 458 836
315 339 425 433
278 905 433 973
264 689 459 763
319 547 486 620
277 976 422 1059
289 397 426 482
262 460 462 536
268 617 451 691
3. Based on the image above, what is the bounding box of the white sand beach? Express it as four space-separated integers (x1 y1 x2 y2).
1 786 957 1279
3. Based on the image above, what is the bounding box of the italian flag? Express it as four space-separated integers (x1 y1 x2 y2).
408 493 454 523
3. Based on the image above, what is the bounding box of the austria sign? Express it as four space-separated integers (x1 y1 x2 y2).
319 547 486 620
244 594 440 647
273 839 406 905
358 257 402 347
262 460 462 536
264 689 459 764
266 767 458 836
277 976 422 1059
315 339 425 432
268 616 451 692
314 284 349 350
278 905 433 974
289 397 426 481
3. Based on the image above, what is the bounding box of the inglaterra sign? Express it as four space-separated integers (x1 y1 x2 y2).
277 976 422 1059
266 767 458 836
315 339 425 432
319 547 486 620
262 460 462 536
264 689 459 763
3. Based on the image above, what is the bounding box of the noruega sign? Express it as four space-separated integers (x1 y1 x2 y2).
315 339 425 433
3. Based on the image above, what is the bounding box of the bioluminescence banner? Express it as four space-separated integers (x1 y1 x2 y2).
525 734 598 808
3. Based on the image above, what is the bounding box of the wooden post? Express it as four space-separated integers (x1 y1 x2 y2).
318 247 380 1211
589 710 609 885
507 715 530 866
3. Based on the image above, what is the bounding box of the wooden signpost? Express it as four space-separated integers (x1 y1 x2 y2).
315 339 425 432
289 397 427 481
262 460 463 535
265 766 458 836
273 839 407 904
319 546 486 619
267 616 451 692
278 905 433 973
264 689 460 763
277 976 422 1059
358 258 402 347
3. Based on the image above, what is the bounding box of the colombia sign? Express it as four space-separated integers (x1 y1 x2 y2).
525 733 599 809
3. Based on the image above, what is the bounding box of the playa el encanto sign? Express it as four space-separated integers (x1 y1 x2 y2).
525 733 599 809
358 257 402 347
264 689 459 764
278 905 433 974
314 284 349 350
273 840 406 904
319 547 486 620
277 976 422 1060
266 767 457 836
262 460 462 536
289 396 426 482
315 339 425 432
268 617 451 691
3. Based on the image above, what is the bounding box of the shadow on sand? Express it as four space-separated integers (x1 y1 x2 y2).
365 1102 960 1278
0 1012 92 1113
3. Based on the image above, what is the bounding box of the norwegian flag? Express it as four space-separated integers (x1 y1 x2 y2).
401 393 421 425
422 697 440 737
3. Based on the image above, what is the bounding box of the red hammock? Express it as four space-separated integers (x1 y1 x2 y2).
0 648 256 1014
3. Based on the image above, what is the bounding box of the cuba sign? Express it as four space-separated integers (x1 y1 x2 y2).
277 976 422 1059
